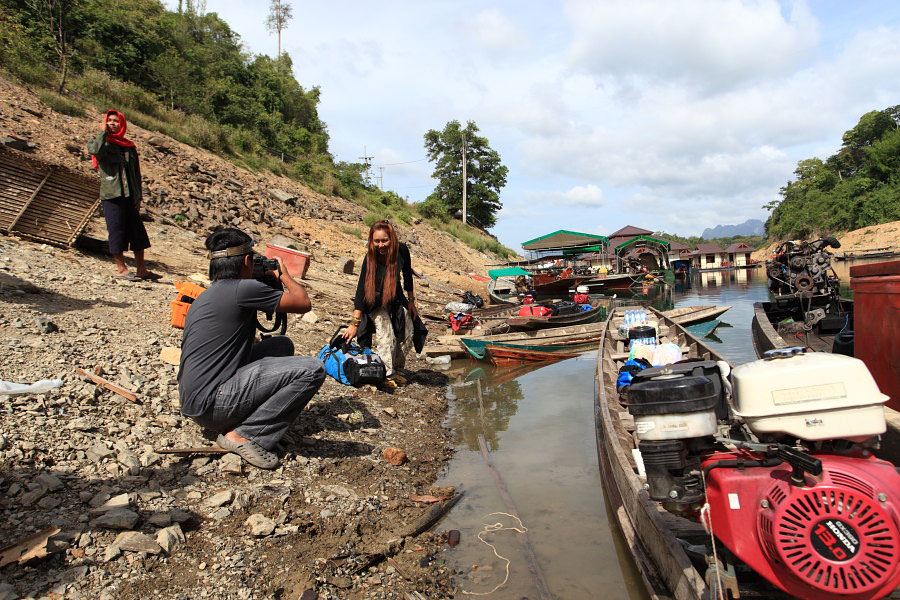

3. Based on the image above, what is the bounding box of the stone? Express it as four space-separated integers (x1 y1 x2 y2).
155 524 185 553
159 347 181 366
338 257 355 274
382 447 408 466
35 316 58 334
146 135 173 152
147 512 173 527
86 443 114 461
219 453 242 475
207 490 234 507
0 582 17 600
20 485 47 506
103 545 121 562
91 508 139 530
301 311 318 324
245 514 275 537
112 531 161 554
90 493 130 514
35 473 64 491
37 496 61 509
267 189 296 205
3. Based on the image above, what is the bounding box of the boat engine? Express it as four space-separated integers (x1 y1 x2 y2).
766 236 841 296
625 351 900 599
704 352 899 600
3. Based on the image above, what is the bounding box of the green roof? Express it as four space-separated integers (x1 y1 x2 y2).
614 234 671 252
488 267 531 279
521 230 609 251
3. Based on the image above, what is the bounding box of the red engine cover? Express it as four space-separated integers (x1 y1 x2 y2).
703 452 900 600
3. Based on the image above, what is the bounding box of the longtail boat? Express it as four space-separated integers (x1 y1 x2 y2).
750 298 853 358
661 304 731 326
596 306 900 599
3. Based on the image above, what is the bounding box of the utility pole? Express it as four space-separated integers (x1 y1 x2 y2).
377 166 384 190
461 132 467 226
359 147 373 186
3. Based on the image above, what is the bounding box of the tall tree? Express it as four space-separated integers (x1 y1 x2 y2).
265 0 293 58
27 0 79 92
423 120 508 228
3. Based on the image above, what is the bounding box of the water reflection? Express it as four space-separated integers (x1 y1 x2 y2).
439 357 649 599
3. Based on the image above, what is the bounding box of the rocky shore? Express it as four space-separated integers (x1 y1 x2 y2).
0 75 506 600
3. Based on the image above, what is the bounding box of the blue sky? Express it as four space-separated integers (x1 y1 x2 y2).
167 1 900 251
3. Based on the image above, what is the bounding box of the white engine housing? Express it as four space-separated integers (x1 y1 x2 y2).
730 352 889 441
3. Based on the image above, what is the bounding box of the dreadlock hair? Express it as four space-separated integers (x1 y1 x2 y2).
206 228 252 281
364 220 399 306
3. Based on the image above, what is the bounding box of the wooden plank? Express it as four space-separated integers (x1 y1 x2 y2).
6 169 51 232
75 368 138 402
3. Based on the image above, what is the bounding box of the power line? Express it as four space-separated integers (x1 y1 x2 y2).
374 158 428 167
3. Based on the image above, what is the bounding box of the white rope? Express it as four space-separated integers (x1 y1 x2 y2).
699 468 725 600
461 512 528 597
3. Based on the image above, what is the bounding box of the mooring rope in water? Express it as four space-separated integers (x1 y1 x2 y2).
461 512 528 596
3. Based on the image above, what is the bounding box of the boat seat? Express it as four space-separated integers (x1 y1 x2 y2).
610 345 689 361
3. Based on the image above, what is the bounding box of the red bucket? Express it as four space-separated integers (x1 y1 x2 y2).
265 243 312 279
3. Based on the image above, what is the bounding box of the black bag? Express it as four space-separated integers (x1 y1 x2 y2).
462 291 484 308
317 327 386 386
553 300 581 315
343 353 387 386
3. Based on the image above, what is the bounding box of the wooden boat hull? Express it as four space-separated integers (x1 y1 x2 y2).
504 300 609 330
662 305 731 327
595 307 722 599
486 278 518 305
486 345 583 365
531 274 592 296
580 273 641 291
750 299 853 358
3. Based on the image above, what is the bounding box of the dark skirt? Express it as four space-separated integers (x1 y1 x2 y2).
102 196 150 255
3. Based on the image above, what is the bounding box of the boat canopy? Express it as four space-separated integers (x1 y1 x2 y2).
522 230 609 252
488 267 531 279
614 234 671 252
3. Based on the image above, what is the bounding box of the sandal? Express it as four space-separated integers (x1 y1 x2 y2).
113 272 139 281
216 434 279 469
138 272 162 281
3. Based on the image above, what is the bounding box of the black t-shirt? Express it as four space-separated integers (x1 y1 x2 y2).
353 242 414 311
178 278 282 417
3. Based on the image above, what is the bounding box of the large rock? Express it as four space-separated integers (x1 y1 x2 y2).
206 490 234 507
267 189 296 205
338 257 355 274
156 524 185 553
245 514 275 537
112 531 161 554
159 347 181 366
91 508 139 530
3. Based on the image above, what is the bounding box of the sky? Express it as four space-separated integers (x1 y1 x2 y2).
166 0 900 252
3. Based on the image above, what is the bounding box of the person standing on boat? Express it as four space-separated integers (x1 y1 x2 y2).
342 220 420 388
86 110 160 281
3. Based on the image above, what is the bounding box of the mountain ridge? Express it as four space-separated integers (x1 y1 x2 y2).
701 219 765 239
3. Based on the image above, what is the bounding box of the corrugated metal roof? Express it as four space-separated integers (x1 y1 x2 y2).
725 242 756 252
695 243 726 253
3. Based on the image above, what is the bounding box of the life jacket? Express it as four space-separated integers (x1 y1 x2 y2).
449 313 474 332
573 293 590 304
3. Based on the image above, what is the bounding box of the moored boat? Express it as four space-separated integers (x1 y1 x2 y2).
662 304 732 326
596 306 900 599
751 298 853 357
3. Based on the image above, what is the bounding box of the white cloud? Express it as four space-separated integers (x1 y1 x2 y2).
564 0 819 92
548 184 606 207
463 9 528 51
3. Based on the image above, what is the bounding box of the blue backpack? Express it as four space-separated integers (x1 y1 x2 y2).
317 327 386 386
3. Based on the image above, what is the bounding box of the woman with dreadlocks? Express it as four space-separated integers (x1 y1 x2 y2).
343 220 418 388
86 109 160 281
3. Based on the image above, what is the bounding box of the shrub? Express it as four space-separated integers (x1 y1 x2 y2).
37 92 86 118
340 226 364 239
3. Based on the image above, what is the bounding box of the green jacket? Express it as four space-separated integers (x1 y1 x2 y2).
86 131 142 202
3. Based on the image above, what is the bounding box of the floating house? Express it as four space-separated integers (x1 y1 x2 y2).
724 242 756 267
692 243 729 270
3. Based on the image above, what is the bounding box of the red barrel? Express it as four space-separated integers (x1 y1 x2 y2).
850 260 900 410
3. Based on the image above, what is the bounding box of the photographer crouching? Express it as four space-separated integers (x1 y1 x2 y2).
178 228 325 469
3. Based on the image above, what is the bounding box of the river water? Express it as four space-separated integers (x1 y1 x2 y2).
436 261 872 599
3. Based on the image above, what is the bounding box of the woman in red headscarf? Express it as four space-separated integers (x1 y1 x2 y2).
86 110 159 281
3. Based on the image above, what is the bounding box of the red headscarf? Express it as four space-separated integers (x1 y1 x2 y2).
91 110 135 170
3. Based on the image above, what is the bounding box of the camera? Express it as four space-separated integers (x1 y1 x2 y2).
251 254 280 282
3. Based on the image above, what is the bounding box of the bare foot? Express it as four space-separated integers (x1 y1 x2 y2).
224 430 250 443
